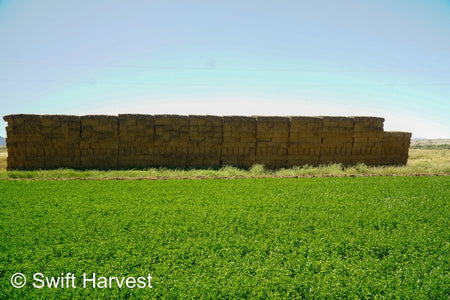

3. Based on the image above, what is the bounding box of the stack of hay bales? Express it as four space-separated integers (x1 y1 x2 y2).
256 116 289 168
222 116 256 168
288 117 323 167
3 114 44 170
188 115 222 168
153 115 189 168
80 115 118 169
42 115 81 169
118 114 155 168
351 117 384 165
320 117 354 165
380 131 412 165
3 114 414 170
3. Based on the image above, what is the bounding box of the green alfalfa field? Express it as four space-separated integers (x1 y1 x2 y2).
0 176 449 298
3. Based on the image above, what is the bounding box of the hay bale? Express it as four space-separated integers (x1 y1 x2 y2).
4 114 45 170
222 116 256 168
289 116 323 138
118 114 155 168
188 115 222 168
80 115 118 169
350 117 384 165
380 131 412 165
3 114 412 169
256 116 289 140
322 116 354 136
287 117 323 167
318 117 354 165
41 115 81 169
255 116 289 168
352 117 384 134
223 116 256 142
153 115 189 167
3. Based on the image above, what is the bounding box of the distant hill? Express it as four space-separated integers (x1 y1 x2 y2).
0 136 5 146
410 139 450 149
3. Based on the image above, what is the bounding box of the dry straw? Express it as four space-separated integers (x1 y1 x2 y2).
3 114 412 170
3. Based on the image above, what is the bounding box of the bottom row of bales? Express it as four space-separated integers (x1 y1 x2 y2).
3 114 412 170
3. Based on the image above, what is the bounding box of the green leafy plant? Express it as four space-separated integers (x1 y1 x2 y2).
1 177 448 298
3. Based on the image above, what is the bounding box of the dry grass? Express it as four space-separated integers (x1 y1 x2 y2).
0 147 6 172
0 148 449 179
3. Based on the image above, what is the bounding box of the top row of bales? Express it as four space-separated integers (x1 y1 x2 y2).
3 114 411 170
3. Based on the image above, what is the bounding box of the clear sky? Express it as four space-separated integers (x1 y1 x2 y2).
0 0 449 138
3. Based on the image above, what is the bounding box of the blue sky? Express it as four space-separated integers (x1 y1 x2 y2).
0 0 449 138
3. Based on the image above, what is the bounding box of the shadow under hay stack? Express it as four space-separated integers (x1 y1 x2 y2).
3 114 412 170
